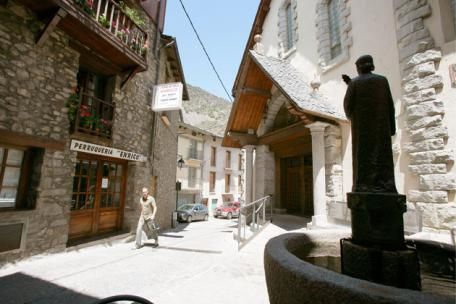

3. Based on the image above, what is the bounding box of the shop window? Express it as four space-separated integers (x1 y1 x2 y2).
0 145 43 210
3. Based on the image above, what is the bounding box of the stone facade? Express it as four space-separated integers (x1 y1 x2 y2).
394 0 456 232
0 1 179 263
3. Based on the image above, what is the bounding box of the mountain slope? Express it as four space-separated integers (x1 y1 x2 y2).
182 84 232 137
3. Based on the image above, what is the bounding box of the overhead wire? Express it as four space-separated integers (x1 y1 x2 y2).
177 0 233 102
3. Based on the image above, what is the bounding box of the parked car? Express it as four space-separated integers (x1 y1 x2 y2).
176 204 209 223
214 202 240 220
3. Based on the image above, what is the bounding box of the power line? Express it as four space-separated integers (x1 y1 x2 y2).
178 0 233 102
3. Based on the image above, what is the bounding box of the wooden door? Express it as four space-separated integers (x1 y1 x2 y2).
286 167 302 214
69 155 126 240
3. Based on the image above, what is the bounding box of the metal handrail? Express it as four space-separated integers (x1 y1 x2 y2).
236 195 272 250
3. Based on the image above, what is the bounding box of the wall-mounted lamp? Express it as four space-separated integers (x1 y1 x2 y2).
177 156 185 169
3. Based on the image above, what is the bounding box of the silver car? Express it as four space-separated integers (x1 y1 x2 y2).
176 204 209 223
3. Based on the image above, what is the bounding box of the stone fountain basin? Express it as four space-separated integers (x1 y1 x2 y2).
264 231 453 304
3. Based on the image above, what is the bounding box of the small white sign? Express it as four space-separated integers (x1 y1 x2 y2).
101 178 109 189
70 140 147 162
152 82 183 112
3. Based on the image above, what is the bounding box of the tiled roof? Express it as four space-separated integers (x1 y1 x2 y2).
249 51 347 121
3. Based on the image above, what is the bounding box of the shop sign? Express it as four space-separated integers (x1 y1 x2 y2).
70 140 146 162
151 82 183 112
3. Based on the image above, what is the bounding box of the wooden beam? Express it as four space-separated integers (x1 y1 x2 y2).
286 102 315 124
36 8 67 47
258 122 309 146
227 131 258 146
121 66 142 89
0 129 65 150
240 86 271 97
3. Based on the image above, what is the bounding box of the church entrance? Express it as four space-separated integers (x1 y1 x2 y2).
280 156 313 216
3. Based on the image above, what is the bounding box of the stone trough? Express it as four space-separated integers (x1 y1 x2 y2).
264 231 454 304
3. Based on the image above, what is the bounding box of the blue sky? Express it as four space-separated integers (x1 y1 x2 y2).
164 0 260 101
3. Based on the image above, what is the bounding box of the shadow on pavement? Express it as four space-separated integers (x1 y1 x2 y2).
270 214 311 231
0 272 100 304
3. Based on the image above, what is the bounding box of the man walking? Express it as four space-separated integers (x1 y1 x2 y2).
135 187 158 249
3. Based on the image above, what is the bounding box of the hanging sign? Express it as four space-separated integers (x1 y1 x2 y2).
151 82 183 112
70 140 147 162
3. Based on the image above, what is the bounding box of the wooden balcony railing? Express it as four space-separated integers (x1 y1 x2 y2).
73 0 148 59
74 93 115 139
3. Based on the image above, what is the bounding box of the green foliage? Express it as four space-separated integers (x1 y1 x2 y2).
98 14 110 28
65 92 80 125
118 1 146 27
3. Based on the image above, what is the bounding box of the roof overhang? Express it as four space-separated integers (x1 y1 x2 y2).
222 51 347 148
162 35 189 100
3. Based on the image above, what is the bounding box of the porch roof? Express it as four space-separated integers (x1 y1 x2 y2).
222 51 346 148
250 51 346 121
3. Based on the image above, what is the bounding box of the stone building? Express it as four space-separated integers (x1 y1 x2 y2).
223 0 456 234
0 0 188 263
177 122 244 216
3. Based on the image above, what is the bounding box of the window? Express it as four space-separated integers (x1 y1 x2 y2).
225 151 231 169
209 172 216 193
285 3 295 50
188 167 197 188
238 154 242 171
211 146 216 166
225 174 231 193
316 0 351 71
72 69 115 138
0 145 43 210
328 0 342 59
440 0 456 42
187 139 202 160
238 175 242 191
278 0 298 57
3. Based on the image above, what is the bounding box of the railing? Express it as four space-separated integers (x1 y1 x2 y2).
74 93 115 139
73 0 148 58
236 195 272 250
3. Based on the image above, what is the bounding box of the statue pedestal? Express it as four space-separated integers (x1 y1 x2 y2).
347 192 406 249
341 239 421 290
341 192 421 290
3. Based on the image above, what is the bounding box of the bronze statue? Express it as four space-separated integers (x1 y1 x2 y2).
343 55 397 193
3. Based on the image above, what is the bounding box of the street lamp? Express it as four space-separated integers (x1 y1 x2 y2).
177 156 185 169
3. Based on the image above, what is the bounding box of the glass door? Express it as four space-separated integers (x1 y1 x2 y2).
69 156 126 240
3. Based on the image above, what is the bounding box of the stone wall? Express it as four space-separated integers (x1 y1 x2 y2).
0 0 179 263
394 0 455 232
0 1 79 263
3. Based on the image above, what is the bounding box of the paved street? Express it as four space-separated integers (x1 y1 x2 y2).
0 215 311 304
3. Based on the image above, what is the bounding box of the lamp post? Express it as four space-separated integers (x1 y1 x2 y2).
173 156 185 228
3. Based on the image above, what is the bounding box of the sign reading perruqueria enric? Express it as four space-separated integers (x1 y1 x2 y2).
151 82 183 112
70 140 147 162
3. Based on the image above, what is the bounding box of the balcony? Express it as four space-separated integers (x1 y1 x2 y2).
18 0 148 72
69 92 115 139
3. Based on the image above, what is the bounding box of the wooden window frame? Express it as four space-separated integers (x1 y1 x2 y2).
0 144 40 211
209 171 216 193
210 146 216 166
225 151 231 169
225 174 231 193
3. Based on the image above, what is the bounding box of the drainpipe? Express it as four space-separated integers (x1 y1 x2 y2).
150 0 162 176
